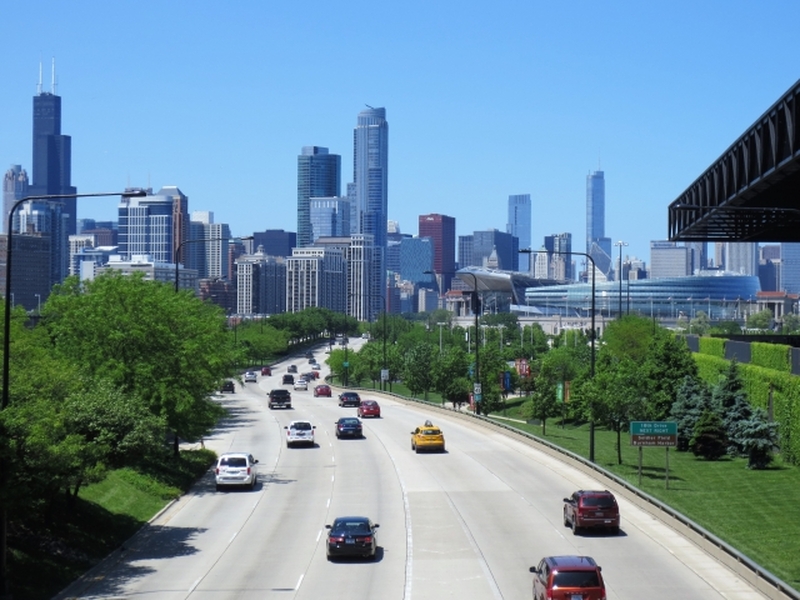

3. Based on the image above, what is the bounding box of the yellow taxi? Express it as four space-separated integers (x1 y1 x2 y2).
410 420 445 453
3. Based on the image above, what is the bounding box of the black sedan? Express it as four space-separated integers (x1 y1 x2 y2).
338 392 361 407
335 417 363 439
325 516 379 560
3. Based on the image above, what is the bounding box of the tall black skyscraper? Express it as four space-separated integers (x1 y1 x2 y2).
30 61 77 227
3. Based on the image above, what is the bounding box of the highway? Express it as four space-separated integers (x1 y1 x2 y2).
57 343 768 599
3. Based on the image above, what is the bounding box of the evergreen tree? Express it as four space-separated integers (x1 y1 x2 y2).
690 410 728 460
712 360 752 456
670 376 712 451
734 406 779 469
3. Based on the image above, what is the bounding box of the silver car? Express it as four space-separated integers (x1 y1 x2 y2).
244 371 257 383
215 452 258 490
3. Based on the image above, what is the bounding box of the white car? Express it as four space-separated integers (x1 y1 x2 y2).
244 371 257 383
214 452 258 490
284 420 316 447
293 379 308 391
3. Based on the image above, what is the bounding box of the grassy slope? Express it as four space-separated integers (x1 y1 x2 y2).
493 397 800 590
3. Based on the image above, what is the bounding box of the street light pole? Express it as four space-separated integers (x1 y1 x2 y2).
1 188 145 599
520 249 597 461
460 271 482 413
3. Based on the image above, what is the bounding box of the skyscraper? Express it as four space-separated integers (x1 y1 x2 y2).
297 147 341 247
3 165 28 233
544 232 573 280
419 213 456 292
352 107 388 315
507 194 531 272
30 61 77 231
117 188 176 263
586 170 612 276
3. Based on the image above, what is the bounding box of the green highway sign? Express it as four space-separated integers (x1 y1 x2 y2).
630 421 677 447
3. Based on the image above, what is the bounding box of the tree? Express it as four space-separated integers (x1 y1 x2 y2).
670 376 713 451
735 406 779 469
43 273 230 455
712 360 752 456
583 356 647 464
403 343 436 398
639 329 698 420
690 410 728 460
781 313 800 334
431 346 470 407
746 309 774 332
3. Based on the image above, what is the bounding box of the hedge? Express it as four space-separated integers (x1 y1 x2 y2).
750 341 791 373
698 336 725 358
694 353 800 464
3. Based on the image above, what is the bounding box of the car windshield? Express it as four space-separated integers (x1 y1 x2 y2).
582 496 615 508
552 571 600 588
293 422 311 431
220 457 247 467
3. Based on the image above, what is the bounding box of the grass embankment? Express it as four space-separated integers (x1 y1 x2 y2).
490 396 800 591
12 450 216 600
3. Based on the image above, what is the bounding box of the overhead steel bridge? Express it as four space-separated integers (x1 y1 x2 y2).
669 78 800 242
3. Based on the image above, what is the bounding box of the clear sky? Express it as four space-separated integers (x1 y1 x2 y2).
1 0 798 264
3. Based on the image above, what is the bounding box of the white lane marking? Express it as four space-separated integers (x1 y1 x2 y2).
295 573 304 591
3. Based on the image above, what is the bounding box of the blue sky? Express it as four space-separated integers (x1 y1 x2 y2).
1 1 798 264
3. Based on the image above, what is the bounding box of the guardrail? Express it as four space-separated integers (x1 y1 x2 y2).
342 384 799 600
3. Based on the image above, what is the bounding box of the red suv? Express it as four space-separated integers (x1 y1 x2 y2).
563 490 620 535
529 555 606 600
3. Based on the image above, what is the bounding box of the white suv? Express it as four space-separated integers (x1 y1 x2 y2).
285 420 316 447
214 452 258 490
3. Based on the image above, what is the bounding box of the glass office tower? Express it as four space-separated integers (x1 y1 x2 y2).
507 194 531 272
297 146 341 247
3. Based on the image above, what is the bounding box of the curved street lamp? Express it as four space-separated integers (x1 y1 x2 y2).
1 188 146 597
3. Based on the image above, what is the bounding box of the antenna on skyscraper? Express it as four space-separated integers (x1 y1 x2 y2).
51 57 57 94
365 104 374 109
37 60 42 95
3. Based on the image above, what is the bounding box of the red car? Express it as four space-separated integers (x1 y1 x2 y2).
563 490 620 535
261 366 272 376
314 384 332 397
357 399 381 418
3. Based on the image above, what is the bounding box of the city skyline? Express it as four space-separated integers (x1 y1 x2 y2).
1 3 798 263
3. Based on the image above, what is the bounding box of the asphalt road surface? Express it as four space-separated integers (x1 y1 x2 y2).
57 345 768 599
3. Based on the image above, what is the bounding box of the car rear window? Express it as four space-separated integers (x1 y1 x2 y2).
341 419 359 425
552 571 600 588
293 422 311 430
421 429 441 436
336 521 370 533
582 495 616 508
221 457 247 467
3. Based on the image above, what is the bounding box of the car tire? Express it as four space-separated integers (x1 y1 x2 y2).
612 526 621 535
415 445 420 454
563 510 570 527
216 484 221 492
572 519 579 535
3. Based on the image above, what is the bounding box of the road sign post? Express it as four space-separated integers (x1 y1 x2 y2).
629 421 677 488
